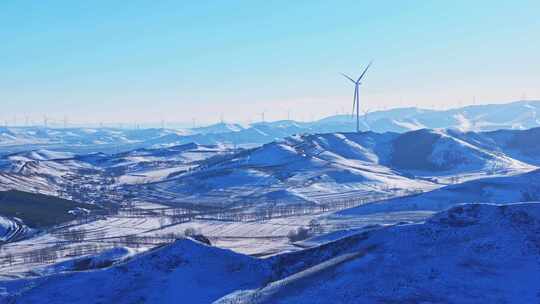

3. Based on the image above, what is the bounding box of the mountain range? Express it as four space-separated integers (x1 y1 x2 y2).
1 100 539 154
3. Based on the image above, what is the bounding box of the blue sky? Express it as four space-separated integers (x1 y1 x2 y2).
1 1 539 125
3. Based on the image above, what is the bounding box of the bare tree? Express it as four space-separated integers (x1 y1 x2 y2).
62 229 88 242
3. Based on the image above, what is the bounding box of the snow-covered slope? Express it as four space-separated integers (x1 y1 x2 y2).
94 143 234 185
0 216 20 242
481 127 540 166
192 122 245 134
5 203 539 303
2 127 536 209
389 128 532 174
314 100 540 133
175 101 540 146
218 202 540 304
131 126 539 208
338 169 540 216
135 132 437 207
0 143 234 202
0 239 271 304
0 127 191 154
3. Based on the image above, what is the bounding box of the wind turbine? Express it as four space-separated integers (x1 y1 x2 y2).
342 61 372 132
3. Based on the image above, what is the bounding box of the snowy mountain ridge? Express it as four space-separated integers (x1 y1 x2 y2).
1 100 539 153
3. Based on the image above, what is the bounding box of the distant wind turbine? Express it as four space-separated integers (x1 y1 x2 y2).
341 61 372 132
362 108 371 130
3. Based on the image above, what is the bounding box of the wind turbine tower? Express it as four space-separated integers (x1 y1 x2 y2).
341 61 372 132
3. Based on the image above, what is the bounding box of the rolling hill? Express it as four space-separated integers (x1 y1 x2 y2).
336 168 540 216
218 202 540 304
0 238 272 304
1 126 538 210
4 202 539 303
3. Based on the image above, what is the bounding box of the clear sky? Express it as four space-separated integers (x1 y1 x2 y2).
1 0 539 125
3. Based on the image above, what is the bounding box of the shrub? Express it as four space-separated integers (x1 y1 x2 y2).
287 227 311 242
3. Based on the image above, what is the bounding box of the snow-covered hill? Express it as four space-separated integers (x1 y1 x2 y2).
133 132 437 207
0 216 20 242
389 128 532 174
4 203 539 303
314 100 540 133
192 122 245 134
0 127 190 155
0 239 272 304
177 100 540 146
0 143 235 204
218 202 540 304
129 127 537 208
337 168 540 216
1 127 538 209
1 101 539 152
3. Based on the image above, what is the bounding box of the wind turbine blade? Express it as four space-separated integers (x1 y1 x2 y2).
341 73 356 84
351 86 358 116
356 60 373 82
